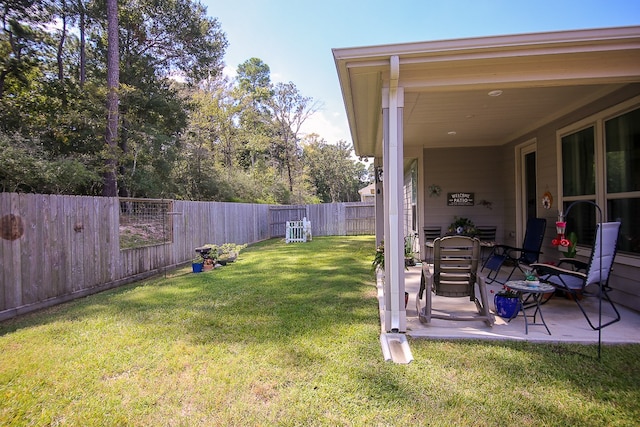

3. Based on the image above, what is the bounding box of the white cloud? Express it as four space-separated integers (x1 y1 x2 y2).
300 110 351 146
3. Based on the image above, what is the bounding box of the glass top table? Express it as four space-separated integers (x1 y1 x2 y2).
505 280 555 335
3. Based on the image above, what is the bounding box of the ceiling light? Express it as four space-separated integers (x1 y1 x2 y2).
448 131 457 135
488 90 503 97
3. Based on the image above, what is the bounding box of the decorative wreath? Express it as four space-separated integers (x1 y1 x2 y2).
542 191 553 209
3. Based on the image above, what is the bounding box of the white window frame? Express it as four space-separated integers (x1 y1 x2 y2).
556 95 640 267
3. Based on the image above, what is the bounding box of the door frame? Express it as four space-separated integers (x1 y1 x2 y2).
515 139 537 244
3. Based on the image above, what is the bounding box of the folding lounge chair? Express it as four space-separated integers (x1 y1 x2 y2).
416 236 494 326
532 222 622 330
482 218 546 284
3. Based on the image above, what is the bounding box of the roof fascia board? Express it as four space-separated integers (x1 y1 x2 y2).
332 25 640 63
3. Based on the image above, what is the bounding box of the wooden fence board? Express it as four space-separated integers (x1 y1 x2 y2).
346 203 375 235
0 193 374 320
269 205 307 237
27 194 42 304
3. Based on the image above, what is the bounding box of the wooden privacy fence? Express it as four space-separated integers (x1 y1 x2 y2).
0 193 374 320
271 202 375 237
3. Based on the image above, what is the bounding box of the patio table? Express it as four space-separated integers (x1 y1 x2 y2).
505 280 555 335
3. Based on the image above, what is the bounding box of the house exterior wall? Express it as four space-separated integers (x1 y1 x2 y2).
504 84 640 310
420 146 507 252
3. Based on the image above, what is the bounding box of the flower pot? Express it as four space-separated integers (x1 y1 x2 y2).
192 263 203 273
494 295 520 320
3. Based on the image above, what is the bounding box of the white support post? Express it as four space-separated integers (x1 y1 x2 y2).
382 55 406 333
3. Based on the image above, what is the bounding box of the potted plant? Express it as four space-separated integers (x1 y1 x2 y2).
203 257 215 271
404 235 416 267
218 243 247 264
372 241 411 273
371 242 409 307
493 286 520 319
192 255 204 273
372 241 385 272
447 216 477 236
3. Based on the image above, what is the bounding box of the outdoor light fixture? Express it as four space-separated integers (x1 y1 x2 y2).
375 166 383 183
488 89 503 97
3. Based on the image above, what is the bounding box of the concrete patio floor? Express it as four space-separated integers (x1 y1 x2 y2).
397 264 640 345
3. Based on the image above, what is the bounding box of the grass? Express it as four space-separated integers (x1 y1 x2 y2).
1 236 639 426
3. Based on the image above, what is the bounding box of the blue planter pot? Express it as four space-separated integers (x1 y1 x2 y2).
192 263 204 273
494 295 519 319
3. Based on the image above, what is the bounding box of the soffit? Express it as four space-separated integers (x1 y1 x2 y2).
333 26 640 157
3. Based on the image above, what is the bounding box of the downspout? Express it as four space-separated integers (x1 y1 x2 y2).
383 55 406 332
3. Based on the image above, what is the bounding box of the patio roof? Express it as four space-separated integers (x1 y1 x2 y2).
333 26 640 157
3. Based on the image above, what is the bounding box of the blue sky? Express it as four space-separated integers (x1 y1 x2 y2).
201 0 640 147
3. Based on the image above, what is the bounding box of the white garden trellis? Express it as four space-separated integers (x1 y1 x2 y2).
286 217 312 243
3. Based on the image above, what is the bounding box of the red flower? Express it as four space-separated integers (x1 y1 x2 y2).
560 238 570 247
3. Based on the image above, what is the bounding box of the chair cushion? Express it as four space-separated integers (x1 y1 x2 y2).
541 273 584 290
484 254 506 271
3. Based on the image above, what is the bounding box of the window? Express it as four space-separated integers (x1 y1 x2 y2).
605 108 640 255
403 161 418 236
560 104 640 256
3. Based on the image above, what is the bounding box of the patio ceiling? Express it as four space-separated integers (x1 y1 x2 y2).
333 26 640 157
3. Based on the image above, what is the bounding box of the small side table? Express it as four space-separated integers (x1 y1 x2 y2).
505 280 555 335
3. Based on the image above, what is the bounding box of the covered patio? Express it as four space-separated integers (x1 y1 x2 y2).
334 26 640 355
399 265 640 344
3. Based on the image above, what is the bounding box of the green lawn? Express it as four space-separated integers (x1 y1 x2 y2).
1 236 639 426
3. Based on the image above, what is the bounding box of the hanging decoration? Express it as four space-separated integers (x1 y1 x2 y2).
428 184 441 197
551 211 570 250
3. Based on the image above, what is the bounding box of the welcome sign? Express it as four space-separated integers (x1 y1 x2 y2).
447 192 474 206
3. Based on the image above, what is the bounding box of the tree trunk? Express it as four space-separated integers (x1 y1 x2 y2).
78 0 86 86
103 0 119 197
57 1 66 82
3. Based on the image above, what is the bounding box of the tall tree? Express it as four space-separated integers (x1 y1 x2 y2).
77 0 86 85
270 81 319 193
103 0 118 196
110 0 227 196
117 0 227 84
0 0 46 99
235 57 273 170
302 136 366 203
55 0 67 82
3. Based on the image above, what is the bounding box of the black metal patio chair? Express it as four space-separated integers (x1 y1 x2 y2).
482 218 546 284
